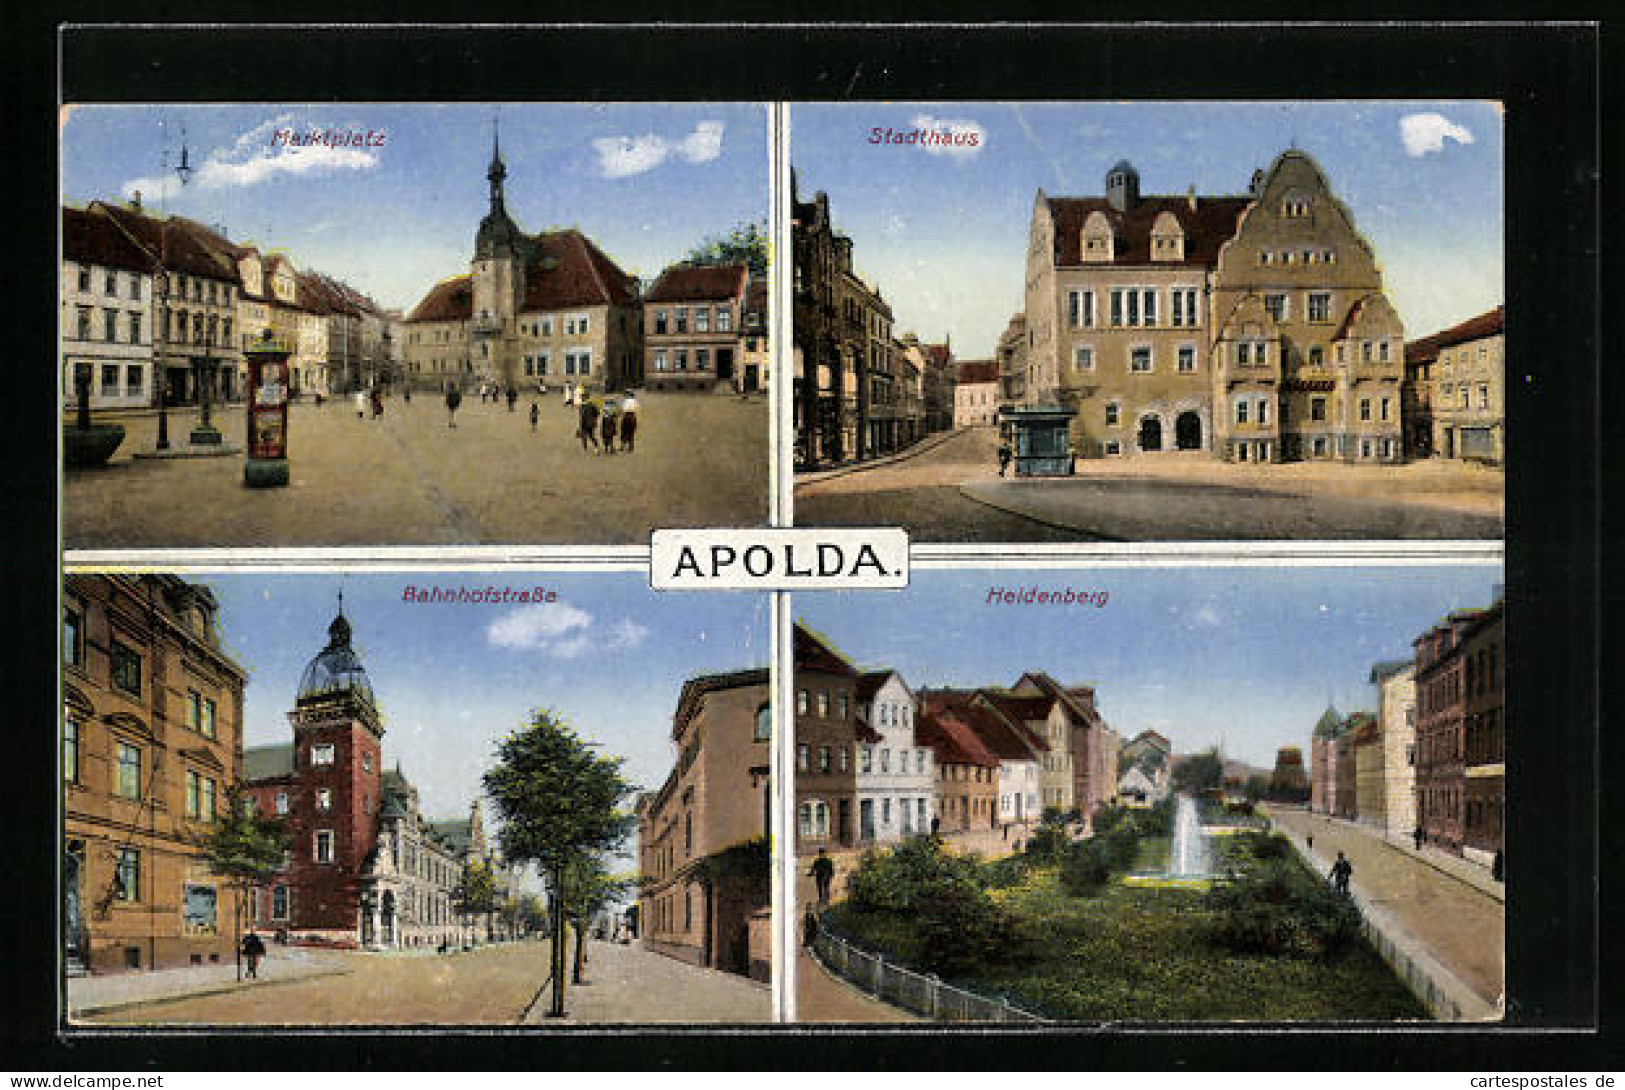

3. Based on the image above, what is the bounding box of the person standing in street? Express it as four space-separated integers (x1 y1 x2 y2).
619 390 639 453
370 388 383 420
997 439 1013 477
241 931 266 979
1329 851 1353 896
1413 825 1425 851
578 395 600 452
810 849 835 905
403 385 411 406
354 388 367 420
529 400 540 432
507 386 518 412
445 384 462 428
599 396 619 454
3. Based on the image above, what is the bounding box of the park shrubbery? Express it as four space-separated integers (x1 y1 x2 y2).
1059 809 1145 896
1206 856 1362 961
844 837 1024 977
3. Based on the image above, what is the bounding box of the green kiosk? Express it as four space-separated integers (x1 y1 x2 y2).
1000 404 1077 477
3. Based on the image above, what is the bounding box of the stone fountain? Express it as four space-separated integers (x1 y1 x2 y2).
1122 795 1217 891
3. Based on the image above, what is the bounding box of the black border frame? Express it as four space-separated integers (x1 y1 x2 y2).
9 16 1607 1071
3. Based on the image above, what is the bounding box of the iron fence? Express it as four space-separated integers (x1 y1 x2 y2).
811 929 1045 1023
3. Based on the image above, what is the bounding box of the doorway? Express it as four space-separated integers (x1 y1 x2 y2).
716 348 735 383
1175 411 1202 450
1138 415 1162 452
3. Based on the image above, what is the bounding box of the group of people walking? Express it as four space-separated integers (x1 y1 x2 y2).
573 388 640 454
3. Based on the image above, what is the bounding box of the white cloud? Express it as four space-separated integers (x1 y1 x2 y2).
1399 112 1475 157
592 121 726 178
118 112 380 202
486 602 648 660
910 114 986 160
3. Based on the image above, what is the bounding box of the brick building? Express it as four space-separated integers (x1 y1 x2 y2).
1404 306 1504 464
913 704 1000 834
62 575 247 973
1308 704 1342 814
1460 599 1505 868
636 667 772 980
642 263 755 393
793 623 861 851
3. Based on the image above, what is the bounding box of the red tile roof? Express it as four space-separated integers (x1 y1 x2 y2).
645 263 749 304
90 202 241 283
62 206 153 272
524 229 639 310
922 691 1048 760
406 275 473 323
956 359 1000 385
794 622 858 677
915 707 1001 769
923 343 953 368
1405 306 1504 362
1045 195 1250 268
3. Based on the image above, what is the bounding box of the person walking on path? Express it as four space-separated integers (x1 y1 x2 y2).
403 385 411 406
1413 825 1425 851
599 397 619 453
802 907 820 949
445 384 462 429
370 388 383 420
577 396 600 453
354 388 367 420
1329 851 1353 896
997 439 1013 477
506 386 518 412
241 931 266 979
619 391 639 453
563 382 574 410
529 401 540 432
810 849 836 906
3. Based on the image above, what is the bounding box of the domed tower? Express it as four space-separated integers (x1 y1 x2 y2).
286 596 385 939
1106 160 1140 213
472 118 527 390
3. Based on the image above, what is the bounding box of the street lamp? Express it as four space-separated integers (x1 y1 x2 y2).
155 271 171 451
190 319 223 446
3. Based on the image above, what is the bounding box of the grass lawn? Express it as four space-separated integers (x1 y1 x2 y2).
826 861 1429 1023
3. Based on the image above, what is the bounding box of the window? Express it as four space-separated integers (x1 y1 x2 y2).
1068 290 1095 328
1126 289 1139 326
186 769 201 817
129 312 142 344
106 271 118 295
316 788 332 812
838 693 849 719
1129 347 1152 373
1073 345 1093 372
694 307 710 333
310 743 335 766
1237 342 1250 366
1264 293 1287 322
1105 402 1120 426
1311 397 1327 422
716 307 732 333
1109 289 1123 327
1308 293 1332 322
840 746 850 772
103 308 119 342
76 306 92 340
314 830 335 863
817 692 830 718
818 746 831 773
116 848 141 901
116 742 142 799
796 690 809 714
798 801 830 839
63 718 79 783
77 266 91 292
1309 346 1324 367
541 316 555 336
63 604 82 666
1360 398 1372 422
1178 346 1195 373
275 791 289 815
754 704 771 741
797 743 809 772
272 885 289 920
675 308 688 334
1478 383 1489 409
1236 399 1249 425
202 776 217 820
861 747 873 774
695 348 710 371
110 640 141 697
1379 339 1391 363
1258 399 1269 426
1172 288 1198 327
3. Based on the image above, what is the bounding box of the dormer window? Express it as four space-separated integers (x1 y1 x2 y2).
1150 212 1185 262
1081 210 1114 263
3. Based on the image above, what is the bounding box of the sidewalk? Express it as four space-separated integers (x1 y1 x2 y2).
796 946 920 1023
1270 807 1503 1009
796 427 971 486
1272 807 1504 902
523 938 769 1024
67 945 355 1016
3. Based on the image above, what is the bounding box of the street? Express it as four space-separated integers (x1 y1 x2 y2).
1270 807 1504 1007
796 427 1504 541
79 938 769 1025
64 391 768 548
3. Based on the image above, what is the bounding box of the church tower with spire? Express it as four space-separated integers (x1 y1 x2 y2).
471 117 529 390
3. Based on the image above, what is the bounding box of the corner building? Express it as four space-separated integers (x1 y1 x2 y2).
1019 150 1405 463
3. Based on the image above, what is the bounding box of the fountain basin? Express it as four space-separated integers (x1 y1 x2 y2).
1122 874 1215 891
63 424 125 467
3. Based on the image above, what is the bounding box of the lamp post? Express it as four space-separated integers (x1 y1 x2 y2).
155 271 171 451
190 321 223 446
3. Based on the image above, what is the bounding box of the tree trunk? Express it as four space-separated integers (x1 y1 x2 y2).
572 917 585 984
548 866 567 1017
234 881 243 982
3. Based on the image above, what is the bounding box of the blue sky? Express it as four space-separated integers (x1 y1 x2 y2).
202 573 769 879
792 101 1503 357
61 103 769 312
793 565 1503 771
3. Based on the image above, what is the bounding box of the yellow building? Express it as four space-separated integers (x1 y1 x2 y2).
1406 306 1504 464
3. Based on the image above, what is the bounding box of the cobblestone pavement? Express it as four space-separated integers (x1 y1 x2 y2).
83 941 553 1025
1270 807 1504 1005
522 938 769 1024
64 391 768 548
796 426 1503 541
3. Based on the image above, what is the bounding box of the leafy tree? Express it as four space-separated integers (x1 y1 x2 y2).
483 710 637 1017
451 858 499 946
680 221 769 279
515 892 549 937
192 784 290 981
558 855 633 984
1172 746 1226 796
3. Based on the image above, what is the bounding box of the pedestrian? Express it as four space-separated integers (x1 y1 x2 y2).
507 386 518 412
371 388 383 419
1329 850 1353 896
809 848 835 905
403 386 411 405
563 383 574 409
1413 825 1425 851
997 439 1013 477
802 906 820 949
241 930 266 979
1492 847 1504 883
529 400 540 432
600 397 618 453
577 395 600 452
445 384 462 428
619 390 639 453
354 388 366 420
1306 833 1314 851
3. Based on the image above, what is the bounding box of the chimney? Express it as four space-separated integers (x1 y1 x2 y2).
1186 184 1196 212
130 190 142 211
